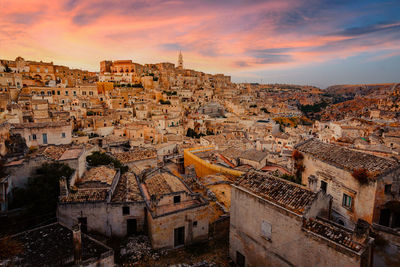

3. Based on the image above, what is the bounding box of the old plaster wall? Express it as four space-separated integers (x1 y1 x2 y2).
58 202 145 237
229 186 363 267
301 154 377 227
148 204 209 249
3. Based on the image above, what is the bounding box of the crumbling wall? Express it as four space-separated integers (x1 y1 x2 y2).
148 204 209 249
229 186 364 267
58 202 146 237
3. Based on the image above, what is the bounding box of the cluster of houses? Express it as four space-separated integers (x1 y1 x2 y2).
1 55 400 266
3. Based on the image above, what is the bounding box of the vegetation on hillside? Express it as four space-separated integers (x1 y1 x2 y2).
86 151 128 174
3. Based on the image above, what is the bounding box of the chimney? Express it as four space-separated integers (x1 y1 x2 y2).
353 219 370 244
72 224 82 264
59 176 68 199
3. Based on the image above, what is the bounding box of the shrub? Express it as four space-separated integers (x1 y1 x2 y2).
352 168 370 185
292 150 304 161
86 151 128 174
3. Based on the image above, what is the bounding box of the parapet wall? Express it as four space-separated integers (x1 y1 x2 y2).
184 146 243 178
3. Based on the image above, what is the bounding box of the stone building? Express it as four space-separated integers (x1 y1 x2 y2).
0 222 114 266
296 139 400 230
230 171 374 267
137 168 210 249
10 121 72 147
58 167 146 237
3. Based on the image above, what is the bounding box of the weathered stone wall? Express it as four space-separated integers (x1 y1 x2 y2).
58 202 146 237
148 204 209 249
229 186 364 267
301 154 377 227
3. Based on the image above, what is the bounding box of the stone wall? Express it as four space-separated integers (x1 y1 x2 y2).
58 202 146 237
229 185 366 267
301 154 377 228
147 204 209 249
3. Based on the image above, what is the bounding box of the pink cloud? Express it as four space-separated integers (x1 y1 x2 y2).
0 0 399 76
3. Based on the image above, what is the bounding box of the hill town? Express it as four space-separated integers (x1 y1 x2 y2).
0 54 399 266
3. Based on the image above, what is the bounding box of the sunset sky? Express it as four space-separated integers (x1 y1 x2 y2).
1 0 399 87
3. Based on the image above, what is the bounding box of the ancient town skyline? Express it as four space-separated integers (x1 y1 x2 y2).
1 0 400 87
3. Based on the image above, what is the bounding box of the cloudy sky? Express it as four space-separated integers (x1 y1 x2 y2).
1 0 399 87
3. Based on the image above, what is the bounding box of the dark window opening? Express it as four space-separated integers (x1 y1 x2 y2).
173 195 181 204
123 206 130 215
193 221 198 227
78 217 87 233
385 184 392 194
379 209 391 227
320 180 327 193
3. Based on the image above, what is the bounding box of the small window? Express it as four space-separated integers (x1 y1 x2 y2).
342 194 352 209
57 91 60 95
65 91 68 95
61 132 66 138
122 206 130 215
320 180 327 193
193 221 198 227
173 195 181 204
261 220 272 240
385 184 392 194
32 134 37 140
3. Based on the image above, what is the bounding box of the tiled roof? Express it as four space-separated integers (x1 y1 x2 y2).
235 171 316 215
81 166 116 185
144 170 188 199
239 149 267 162
111 172 143 202
303 218 365 253
60 188 109 202
296 139 398 175
113 149 156 163
11 121 70 129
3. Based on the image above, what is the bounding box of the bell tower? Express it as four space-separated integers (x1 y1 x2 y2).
178 51 183 69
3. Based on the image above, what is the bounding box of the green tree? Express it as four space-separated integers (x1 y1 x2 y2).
10 162 74 215
86 151 128 174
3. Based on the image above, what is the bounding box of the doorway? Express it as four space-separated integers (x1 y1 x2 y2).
127 219 137 235
236 251 245 267
379 209 391 227
78 217 87 233
174 226 185 247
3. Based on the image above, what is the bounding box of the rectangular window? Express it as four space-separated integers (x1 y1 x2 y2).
122 206 130 215
193 221 198 227
57 91 60 95
385 184 392 194
89 91 93 96
32 134 37 140
261 220 272 240
320 180 327 193
342 194 352 209
61 132 66 138
173 195 181 204
65 91 68 95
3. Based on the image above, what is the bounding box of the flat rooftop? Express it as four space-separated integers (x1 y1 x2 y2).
1 223 112 266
